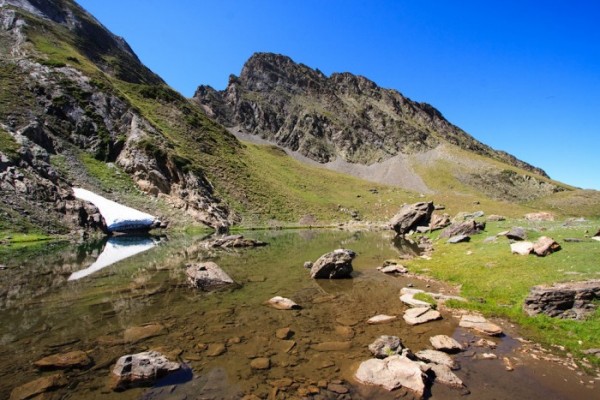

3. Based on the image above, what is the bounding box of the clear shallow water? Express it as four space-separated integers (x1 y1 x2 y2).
0 229 597 399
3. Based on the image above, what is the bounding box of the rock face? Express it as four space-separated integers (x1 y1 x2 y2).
440 220 485 239
111 351 180 390
310 249 355 279
355 355 425 395
194 52 548 183
523 280 600 319
186 262 235 290
389 202 434 235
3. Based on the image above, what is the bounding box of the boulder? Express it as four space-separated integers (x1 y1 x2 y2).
355 355 425 395
111 351 180 390
428 364 464 388
429 335 463 353
447 234 470 244
532 236 561 256
524 212 554 221
429 213 451 231
267 296 301 310
389 202 434 235
459 314 502 336
34 350 92 369
506 227 527 241
403 307 441 325
186 262 235 290
368 335 403 358
310 249 355 279
415 349 457 369
9 373 68 400
378 263 408 274
523 280 600 319
510 241 534 255
487 214 506 222
439 220 485 239
250 357 271 370
367 314 397 324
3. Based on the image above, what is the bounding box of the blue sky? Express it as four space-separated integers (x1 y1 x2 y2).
77 0 599 190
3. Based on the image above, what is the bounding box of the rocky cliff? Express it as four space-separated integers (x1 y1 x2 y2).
0 0 233 233
194 52 548 176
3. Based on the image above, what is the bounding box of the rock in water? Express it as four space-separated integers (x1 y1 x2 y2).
459 314 502 336
368 335 403 358
415 349 457 369
186 262 235 290
10 373 68 400
523 280 600 319
389 202 434 235
201 235 267 248
111 351 180 390
428 364 464 388
267 296 301 310
34 350 92 369
367 314 397 324
440 220 485 238
310 249 355 279
355 355 425 395
510 241 534 255
403 307 441 325
429 335 463 353
532 236 561 256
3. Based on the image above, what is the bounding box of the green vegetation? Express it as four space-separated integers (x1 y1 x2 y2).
406 218 600 367
79 152 138 193
0 127 19 162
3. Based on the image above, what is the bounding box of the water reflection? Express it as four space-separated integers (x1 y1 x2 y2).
68 235 162 281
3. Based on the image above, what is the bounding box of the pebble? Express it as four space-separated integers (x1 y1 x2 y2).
276 327 292 340
250 357 271 370
206 343 226 357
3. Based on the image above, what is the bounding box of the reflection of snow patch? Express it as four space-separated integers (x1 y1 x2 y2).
68 236 157 281
73 188 156 232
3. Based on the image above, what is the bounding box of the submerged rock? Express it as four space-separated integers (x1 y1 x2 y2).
367 314 397 324
310 249 355 279
111 351 180 390
123 323 166 343
415 349 457 370
186 262 235 290
429 335 463 353
428 363 464 388
389 201 434 235
523 280 600 319
368 335 403 358
378 260 408 274
10 372 68 400
355 355 425 395
202 235 268 249
34 350 92 369
267 296 301 310
459 314 502 336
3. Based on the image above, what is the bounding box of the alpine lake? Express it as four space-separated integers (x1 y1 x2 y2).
0 229 598 399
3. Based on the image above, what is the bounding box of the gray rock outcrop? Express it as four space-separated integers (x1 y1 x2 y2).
186 262 235 290
523 280 600 319
389 201 434 235
310 249 355 279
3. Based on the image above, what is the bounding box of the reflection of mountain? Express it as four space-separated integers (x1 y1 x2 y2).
68 236 160 281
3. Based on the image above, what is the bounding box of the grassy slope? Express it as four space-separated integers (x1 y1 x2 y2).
406 219 600 367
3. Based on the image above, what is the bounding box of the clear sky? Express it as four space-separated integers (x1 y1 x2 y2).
76 0 599 190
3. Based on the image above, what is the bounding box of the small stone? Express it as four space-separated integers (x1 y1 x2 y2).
481 353 497 360
111 351 180 390
276 327 292 339
378 264 408 274
503 357 514 371
250 357 271 370
474 338 497 348
206 343 227 357
303 261 313 269
312 341 352 351
196 343 208 351
270 378 293 388
327 383 349 394
227 337 241 345
367 314 397 324
334 325 355 339
506 227 527 241
267 296 301 310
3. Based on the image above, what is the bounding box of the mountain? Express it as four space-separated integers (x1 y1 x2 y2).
194 53 570 198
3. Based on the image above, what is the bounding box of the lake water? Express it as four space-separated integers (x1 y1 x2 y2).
0 229 598 399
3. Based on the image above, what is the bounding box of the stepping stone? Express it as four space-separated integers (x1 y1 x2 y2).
403 307 441 325
459 314 502 336
429 335 463 352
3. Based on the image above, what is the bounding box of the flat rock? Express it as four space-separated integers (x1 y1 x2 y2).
459 314 502 336
524 212 554 221
310 249 355 279
355 355 425 395
367 314 397 324
532 236 561 256
447 234 470 244
429 335 463 352
487 215 506 222
403 307 441 325
111 351 180 390
506 227 527 241
440 220 485 238
428 363 464 388
312 341 352 351
250 357 271 370
10 372 67 400
186 261 235 290
202 235 268 248
378 264 408 274
523 279 600 319
206 343 227 357
415 349 457 369
510 241 534 255
34 350 92 369
267 296 301 310
123 324 165 343
368 335 403 358
327 383 349 394
389 201 434 235
430 213 451 231
399 293 431 308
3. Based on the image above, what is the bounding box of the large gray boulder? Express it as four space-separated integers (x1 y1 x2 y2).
355 355 425 395
111 351 180 390
523 280 600 319
389 202 434 235
310 249 355 279
186 262 235 290
440 220 485 238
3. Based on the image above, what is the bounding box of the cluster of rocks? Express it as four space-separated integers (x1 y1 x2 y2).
523 280 600 319
499 227 562 257
440 220 486 244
